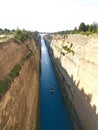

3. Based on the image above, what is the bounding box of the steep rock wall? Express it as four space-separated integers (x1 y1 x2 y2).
45 34 98 130
0 38 40 130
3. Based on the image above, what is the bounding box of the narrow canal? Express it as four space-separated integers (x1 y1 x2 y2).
40 36 74 130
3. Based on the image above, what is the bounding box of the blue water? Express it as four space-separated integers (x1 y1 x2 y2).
40 37 74 130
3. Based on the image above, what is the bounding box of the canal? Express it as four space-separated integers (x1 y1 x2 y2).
40 36 74 130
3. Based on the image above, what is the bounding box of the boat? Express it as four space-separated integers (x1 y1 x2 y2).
50 87 54 93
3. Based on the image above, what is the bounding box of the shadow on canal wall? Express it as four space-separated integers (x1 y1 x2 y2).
44 38 98 130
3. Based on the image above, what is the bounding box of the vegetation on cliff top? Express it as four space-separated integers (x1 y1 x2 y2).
0 28 40 44
57 22 98 36
15 29 28 43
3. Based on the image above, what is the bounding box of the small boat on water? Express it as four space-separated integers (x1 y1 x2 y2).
50 87 54 93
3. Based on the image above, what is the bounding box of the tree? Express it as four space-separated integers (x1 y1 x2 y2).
4 28 10 34
79 22 87 32
73 27 78 33
86 24 90 32
15 29 28 43
89 25 94 32
92 22 97 32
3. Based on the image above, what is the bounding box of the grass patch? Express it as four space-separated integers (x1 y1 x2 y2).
0 78 11 94
9 64 21 80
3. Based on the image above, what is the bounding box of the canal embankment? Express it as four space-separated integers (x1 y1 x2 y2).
44 34 98 130
0 35 40 130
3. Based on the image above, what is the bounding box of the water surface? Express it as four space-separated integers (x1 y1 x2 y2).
40 37 74 130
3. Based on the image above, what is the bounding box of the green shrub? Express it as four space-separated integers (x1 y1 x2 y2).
63 45 75 55
9 64 21 80
61 52 65 56
0 78 11 94
15 29 29 43
5 78 11 87
0 81 7 93
71 50 75 55
70 43 73 48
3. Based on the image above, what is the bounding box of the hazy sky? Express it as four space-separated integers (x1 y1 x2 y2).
0 0 98 32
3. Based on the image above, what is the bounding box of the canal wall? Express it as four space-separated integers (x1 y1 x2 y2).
44 34 98 130
0 37 40 130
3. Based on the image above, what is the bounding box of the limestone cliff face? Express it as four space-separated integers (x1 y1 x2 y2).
45 34 98 130
0 38 40 130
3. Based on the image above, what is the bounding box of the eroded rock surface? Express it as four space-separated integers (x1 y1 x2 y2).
45 34 98 130
0 38 40 130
